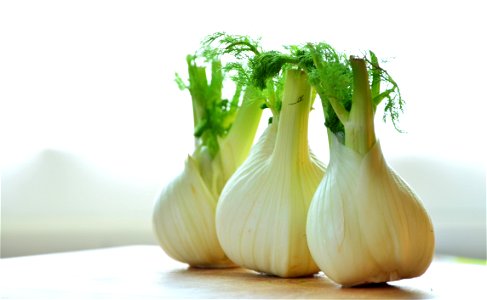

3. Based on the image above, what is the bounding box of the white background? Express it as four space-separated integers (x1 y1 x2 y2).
1 0 486 258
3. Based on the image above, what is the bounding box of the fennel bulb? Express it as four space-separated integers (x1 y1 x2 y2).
306 54 435 286
153 53 263 268
307 135 434 286
153 155 231 267
216 70 325 277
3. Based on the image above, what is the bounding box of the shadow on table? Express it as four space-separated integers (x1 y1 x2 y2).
158 266 433 299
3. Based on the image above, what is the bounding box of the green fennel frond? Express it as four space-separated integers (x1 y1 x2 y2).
202 32 262 59
366 51 405 132
249 51 297 89
300 43 353 136
299 44 404 135
200 32 267 95
203 33 289 118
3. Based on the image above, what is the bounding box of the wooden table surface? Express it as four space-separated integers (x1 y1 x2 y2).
1 245 485 299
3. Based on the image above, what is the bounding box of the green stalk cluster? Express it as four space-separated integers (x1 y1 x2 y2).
249 42 404 152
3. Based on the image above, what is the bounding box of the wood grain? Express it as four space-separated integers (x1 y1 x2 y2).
1 245 485 299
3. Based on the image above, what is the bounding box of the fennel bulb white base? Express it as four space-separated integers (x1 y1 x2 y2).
153 155 234 268
216 125 324 277
307 136 435 286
